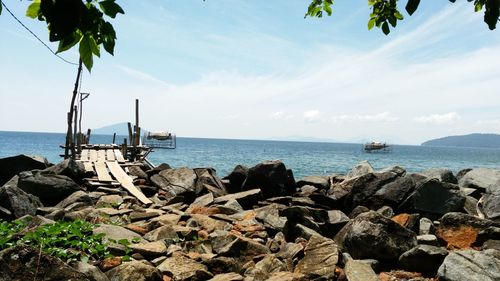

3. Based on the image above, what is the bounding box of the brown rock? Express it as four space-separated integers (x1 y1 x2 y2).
101 256 123 271
436 225 480 249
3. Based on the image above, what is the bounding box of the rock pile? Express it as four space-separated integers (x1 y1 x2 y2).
0 156 499 281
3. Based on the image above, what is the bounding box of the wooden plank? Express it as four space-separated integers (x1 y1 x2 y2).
80 149 90 161
106 161 152 204
95 161 113 182
114 149 126 163
106 149 116 161
83 162 94 174
89 150 98 162
97 150 106 162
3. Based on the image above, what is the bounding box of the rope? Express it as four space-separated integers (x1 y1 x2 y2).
1 1 79 66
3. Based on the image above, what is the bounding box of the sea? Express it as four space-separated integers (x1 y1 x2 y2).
1 131 499 179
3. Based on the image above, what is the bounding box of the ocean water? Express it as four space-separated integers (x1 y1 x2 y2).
1 131 499 179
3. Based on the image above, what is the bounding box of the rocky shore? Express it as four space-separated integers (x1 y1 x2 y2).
0 155 499 281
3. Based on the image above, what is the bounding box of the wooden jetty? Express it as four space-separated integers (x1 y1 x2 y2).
77 144 152 205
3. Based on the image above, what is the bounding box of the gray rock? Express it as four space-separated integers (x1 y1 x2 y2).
296 175 330 190
419 217 435 235
421 168 458 184
439 212 500 229
480 192 500 221
203 256 242 276
96 195 124 208
437 249 500 281
346 160 374 179
294 235 338 280
211 231 270 260
399 245 448 274
151 167 197 198
475 227 500 246
55 190 93 209
223 165 249 194
213 189 262 209
195 168 227 196
0 154 49 186
0 176 43 218
93 224 146 243
157 255 213 280
130 241 168 257
128 165 148 179
144 225 179 242
106 260 162 281
208 273 244 281
74 261 110 281
344 259 380 281
458 168 500 193
43 158 86 182
17 170 83 205
400 178 466 216
417 234 440 246
0 245 91 281
241 160 296 199
246 254 288 280
370 174 421 210
464 195 479 216
334 211 417 261
343 171 401 210
376 206 394 218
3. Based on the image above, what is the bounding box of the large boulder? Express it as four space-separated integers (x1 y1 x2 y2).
241 160 295 199
437 249 500 281
334 211 417 261
194 168 227 197
458 168 500 193
0 154 49 186
151 167 197 200
294 235 339 280
400 178 465 217
0 176 43 218
296 175 330 190
0 245 91 281
368 174 422 210
421 168 458 184
157 255 213 280
398 245 448 274
346 160 374 179
17 170 83 205
223 165 249 194
480 191 500 222
341 171 401 211
106 260 162 281
211 231 270 262
43 158 86 182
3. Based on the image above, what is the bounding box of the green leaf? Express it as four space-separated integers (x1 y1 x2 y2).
405 0 420 15
57 32 82 53
99 0 124 18
0 0 3 15
79 35 94 72
382 21 390 35
26 0 41 19
394 11 404 20
368 18 376 30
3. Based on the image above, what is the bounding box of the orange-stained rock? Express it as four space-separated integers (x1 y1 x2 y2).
188 206 221 216
162 275 172 281
435 225 480 250
391 213 418 229
197 230 209 240
125 223 149 235
100 256 122 271
379 270 434 281
243 210 257 220
233 223 266 233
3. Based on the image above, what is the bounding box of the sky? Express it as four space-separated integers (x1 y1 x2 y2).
1 0 499 145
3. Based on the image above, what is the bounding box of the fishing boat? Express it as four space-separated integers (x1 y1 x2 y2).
364 141 390 152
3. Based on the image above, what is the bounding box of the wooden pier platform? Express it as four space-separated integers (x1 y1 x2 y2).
77 144 152 205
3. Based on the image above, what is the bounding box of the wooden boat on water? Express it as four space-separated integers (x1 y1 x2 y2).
364 141 391 152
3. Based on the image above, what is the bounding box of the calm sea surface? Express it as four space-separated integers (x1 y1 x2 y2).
1 131 499 179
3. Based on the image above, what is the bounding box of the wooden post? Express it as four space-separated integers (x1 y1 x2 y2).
112 133 116 144
135 99 140 147
86 128 91 144
127 122 133 146
122 138 127 159
65 112 72 159
72 106 78 158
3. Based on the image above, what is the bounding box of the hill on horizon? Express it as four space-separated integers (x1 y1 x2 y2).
421 133 500 148
93 122 135 135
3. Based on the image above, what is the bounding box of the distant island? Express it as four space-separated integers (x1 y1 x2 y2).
421 133 500 148
92 122 130 135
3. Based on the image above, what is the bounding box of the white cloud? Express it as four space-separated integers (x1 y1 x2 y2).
270 111 293 120
332 112 398 123
413 112 461 125
303 110 321 123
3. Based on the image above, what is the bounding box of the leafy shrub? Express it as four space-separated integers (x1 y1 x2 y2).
0 218 111 263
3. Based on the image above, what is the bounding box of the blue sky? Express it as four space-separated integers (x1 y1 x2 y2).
1 0 499 144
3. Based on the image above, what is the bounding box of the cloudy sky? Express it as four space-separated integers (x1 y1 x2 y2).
1 1 499 144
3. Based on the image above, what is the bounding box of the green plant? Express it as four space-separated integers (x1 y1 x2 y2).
0 219 112 264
